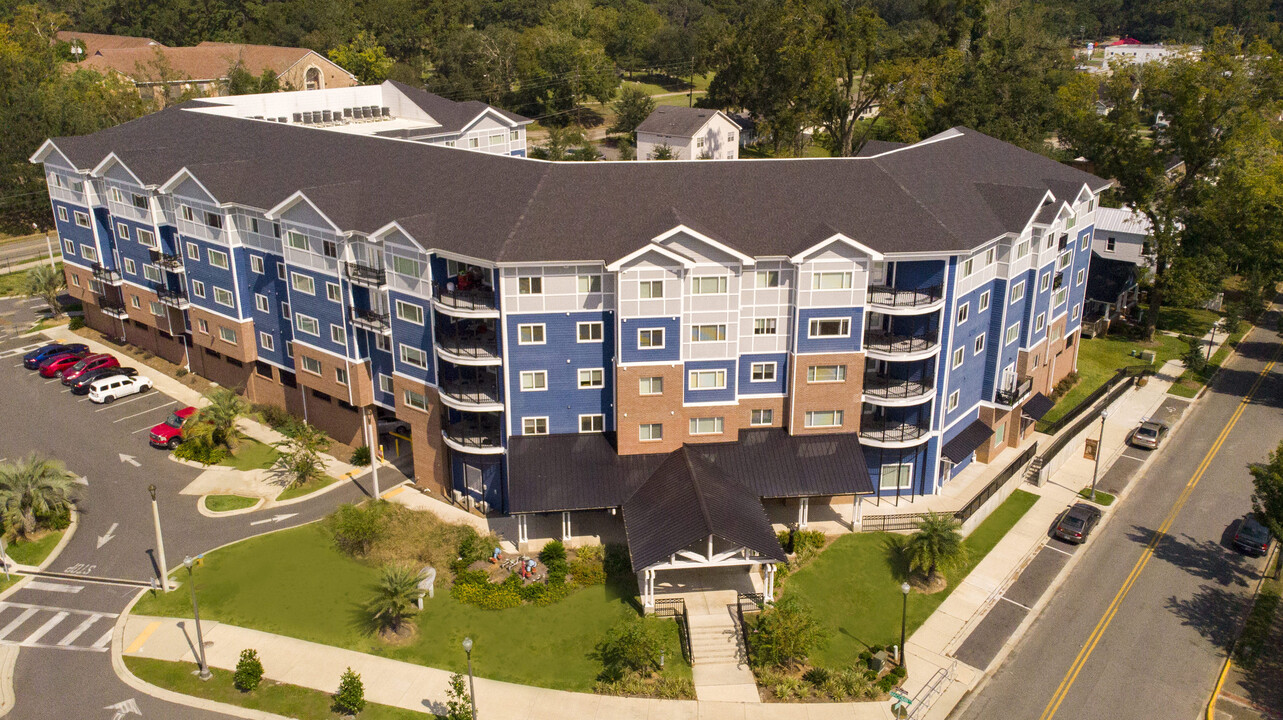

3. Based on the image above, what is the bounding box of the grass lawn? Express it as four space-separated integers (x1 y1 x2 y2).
1078 488 1116 506
0 574 22 594
1169 326 1248 398
1234 551 1281 669
125 657 434 719
132 523 690 692
0 262 63 297
275 474 340 501
6 530 64 566
204 495 259 513
741 143 832 159
1157 307 1221 337
784 489 1039 669
219 439 280 472
1039 334 1186 428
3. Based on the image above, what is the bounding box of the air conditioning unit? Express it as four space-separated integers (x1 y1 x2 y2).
465 496 476 511
477 501 490 514
451 490 464 504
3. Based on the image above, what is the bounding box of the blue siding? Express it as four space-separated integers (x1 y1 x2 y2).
51 200 96 269
892 260 946 290
1029 261 1055 346
507 311 614 435
981 279 1007 400
451 452 504 510
284 265 350 357
932 257 958 431
943 280 990 428
684 359 737 403
244 249 291 367
182 235 241 318
796 307 863 354
738 353 788 395
387 291 434 383
620 316 680 363
1066 225 1094 335
111 216 160 288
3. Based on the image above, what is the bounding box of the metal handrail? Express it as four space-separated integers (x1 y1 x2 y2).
868 284 944 307
433 283 496 312
349 308 389 327
345 262 386 285
864 330 939 354
859 418 931 442
440 379 501 405
443 422 501 448
864 375 933 399
149 250 184 269
98 298 127 312
435 331 498 359
996 376 1034 406
91 263 121 282
155 286 187 302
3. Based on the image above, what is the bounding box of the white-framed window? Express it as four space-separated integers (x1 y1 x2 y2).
577 274 602 293
579 414 604 433
979 290 990 312
70 274 80 287
123 258 137 275
394 300 423 325
880 463 913 490
1053 287 1068 308
522 417 548 435
196 318 208 333
116 222 129 241
577 321 603 342
321 240 338 258
639 376 663 395
378 374 393 394
392 256 422 278
520 371 547 391
330 324 345 345
80 245 98 263
751 362 776 382
812 271 852 290
277 262 286 280
286 231 308 251
1010 281 1026 303
285 341 293 358
186 242 199 261
952 347 965 369
62 238 74 255
399 344 427 369
469 137 480 149
639 423 663 441
335 367 348 386
692 276 728 294
149 301 163 316
985 247 996 266
281 301 290 319
374 334 390 352
1035 313 1046 332
403 389 428 411
638 280 663 298
956 302 970 324
578 368 604 388
974 333 986 355
204 211 222 229
207 248 229 270
804 410 843 428
136 228 157 249
1105 237 1116 252
1076 269 1086 286
689 417 724 435
250 255 264 274
1081 233 1091 250
326 282 342 302
74 211 90 228
690 324 726 342
518 324 545 344
218 326 237 344
756 270 780 287
1015 239 1030 259
751 409 773 426
808 318 850 337
254 294 269 313
130 295 141 309
290 273 315 295
638 328 664 348
807 365 846 383
1072 303 1081 320
962 256 975 278
295 313 320 336
517 277 543 295
180 205 194 222
259 332 275 351
689 369 727 389
947 390 959 411
213 287 234 308
143 265 162 283
57 207 68 223
190 280 206 298
1006 323 1020 345
1040 272 1051 291
300 355 322 375
754 318 777 335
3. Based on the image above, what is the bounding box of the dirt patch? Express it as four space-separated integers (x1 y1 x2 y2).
377 623 419 646
72 326 214 394
911 572 949 595
468 555 548 585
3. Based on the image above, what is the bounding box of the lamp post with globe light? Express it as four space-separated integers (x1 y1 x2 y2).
900 581 911 672
462 637 477 720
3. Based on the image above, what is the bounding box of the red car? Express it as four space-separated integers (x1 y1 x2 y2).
38 349 90 378
149 406 198 449
60 354 120 385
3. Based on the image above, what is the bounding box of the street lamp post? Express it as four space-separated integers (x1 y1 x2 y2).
462 637 477 720
1090 410 1109 502
1206 320 1220 362
149 485 171 592
900 582 910 673
184 556 212 680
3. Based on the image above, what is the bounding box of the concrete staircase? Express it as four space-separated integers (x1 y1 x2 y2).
684 594 760 703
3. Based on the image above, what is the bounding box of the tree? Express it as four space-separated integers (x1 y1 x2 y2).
366 564 423 634
190 388 248 451
616 136 636 160
445 673 473 720
332 667 365 715
233 648 264 692
749 594 825 668
222 61 280 95
0 453 76 539
904 511 967 589
529 124 591 160
605 0 663 74
514 26 619 121
594 615 664 680
429 26 521 107
650 143 675 160
608 85 656 136
328 31 394 85
24 264 65 318
1251 441 1283 543
273 422 331 488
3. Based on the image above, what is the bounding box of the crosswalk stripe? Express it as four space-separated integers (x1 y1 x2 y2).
0 609 37 641
91 628 113 648
57 614 102 646
21 612 67 645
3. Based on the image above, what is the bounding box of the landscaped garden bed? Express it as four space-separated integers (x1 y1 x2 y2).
1038 334 1185 428
203 495 259 513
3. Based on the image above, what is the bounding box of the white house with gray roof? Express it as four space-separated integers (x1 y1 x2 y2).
636 106 741 160
1091 206 1153 267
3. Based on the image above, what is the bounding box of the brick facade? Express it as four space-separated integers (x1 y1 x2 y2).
788 352 866 436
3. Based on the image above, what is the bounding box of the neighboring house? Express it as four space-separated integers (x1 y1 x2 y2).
32 113 1105 607
636 106 741 160
1091 206 1153 267
57 31 161 54
1084 253 1140 337
1102 41 1200 69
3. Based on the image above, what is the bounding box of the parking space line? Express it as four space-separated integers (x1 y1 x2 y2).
112 401 175 423
132 425 158 434
1044 543 1076 557
1000 595 1033 611
93 393 159 412
43 378 61 384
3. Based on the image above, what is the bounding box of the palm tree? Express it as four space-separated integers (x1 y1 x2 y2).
24 264 65 318
194 388 248 450
904 511 967 590
366 565 423 634
0 454 76 538
273 422 330 488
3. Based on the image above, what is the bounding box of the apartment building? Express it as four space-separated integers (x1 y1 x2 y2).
32 101 1105 589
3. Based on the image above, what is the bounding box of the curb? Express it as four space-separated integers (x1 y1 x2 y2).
197 495 266 518
266 474 359 509
0 644 16 718
36 507 79 572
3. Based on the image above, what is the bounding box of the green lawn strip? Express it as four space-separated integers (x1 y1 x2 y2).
6 530 64 566
1039 334 1186 429
1168 327 1249 397
0 262 62 297
1233 553 1281 669
125 657 435 719
0 574 22 594
218 439 281 472
204 495 259 513
784 489 1039 669
1156 307 1221 337
1077 488 1115 506
131 523 689 692
275 474 340 501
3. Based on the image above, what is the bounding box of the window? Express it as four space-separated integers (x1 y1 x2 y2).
143 265 161 283
520 371 547 391
807 365 846 383
321 240 338 259
204 211 222 229
196 318 208 333
1057 252 1073 271
326 283 341 302
577 322 603 342
956 302 970 324
300 356 322 375
213 287 234 307
191 280 206 298
1040 272 1051 292
947 390 960 411
186 242 199 261
523 417 549 435
639 423 663 441
277 262 286 280
1010 281 1026 303
207 249 229 270
1081 233 1090 250
804 410 843 428
469 137 480 148
979 290 990 312
1105 237 1116 252
808 318 850 337
1072 303 1081 320
692 276 728 294
689 417 724 435
751 363 776 382
974 333 986 355
70 274 80 287
116 223 130 241
689 369 727 389
517 277 543 295
639 376 663 395
1076 269 1086 286
374 334 390 352
754 318 777 335
756 270 780 287
62 238 74 255
291 273 315 295
74 211 90 228
812 272 852 290
962 257 975 277
280 301 290 319
1035 313 1046 332
136 229 156 249
1006 323 1020 344
403 389 428 411
295 314 320 336
335 367 348 386
399 344 427 368
80 245 97 263
511 130 520 141
985 248 996 266
690 324 726 343
149 301 163 316
1015 239 1030 259
123 258 137 275
638 328 664 348
518 324 545 344
579 414 604 433
638 280 663 298
391 256 420 277
259 332 274 351
578 368 604 388
286 231 309 251
489 133 504 146
330 324 345 345
577 275 601 293
1053 287 1068 308
378 375 393 394
219 326 237 344
751 409 773 426
57 207 68 223
952 347 965 368
880 463 913 490
395 300 423 325
285 342 294 358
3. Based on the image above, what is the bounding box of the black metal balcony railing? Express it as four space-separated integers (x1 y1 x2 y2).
433 283 497 313
440 378 501 406
436 330 499 360
98 297 127 314
91 263 122 284
868 284 944 308
863 375 933 400
349 307 390 331
149 250 185 271
443 420 502 449
859 417 931 443
864 329 939 354
996 376 1034 406
155 286 188 307
345 262 386 286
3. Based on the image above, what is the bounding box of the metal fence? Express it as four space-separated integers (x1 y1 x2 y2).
652 598 693 665
1039 365 1151 437
735 593 765 667
859 512 936 533
954 443 1038 524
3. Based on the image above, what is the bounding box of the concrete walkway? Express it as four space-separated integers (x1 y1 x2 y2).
683 591 759 703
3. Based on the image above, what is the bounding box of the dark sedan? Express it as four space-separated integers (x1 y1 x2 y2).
22 343 88 370
69 366 137 395
1232 515 1272 557
1055 503 1103 544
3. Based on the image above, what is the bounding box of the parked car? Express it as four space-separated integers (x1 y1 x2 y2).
70 366 137 395
1232 514 1272 557
60 354 120 385
38 349 91 378
23 343 88 370
1054 503 1103 544
87 374 152 404
377 417 410 436
1129 420 1170 450
149 406 198 449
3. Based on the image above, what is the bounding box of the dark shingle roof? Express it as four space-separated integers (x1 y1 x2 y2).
635 106 735 137
385 81 530 133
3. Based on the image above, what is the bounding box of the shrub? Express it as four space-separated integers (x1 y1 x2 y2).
366 564 423 633
332 667 365 715
452 527 488 574
35 505 70 531
538 539 567 565
749 595 825 668
1222 304 1243 336
349 445 372 466
570 557 606 586
876 674 897 693
772 676 808 700
603 544 632 579
890 664 907 681
802 666 830 686
272 422 330 488
233 649 264 692
777 530 792 552
824 669 872 700
450 578 522 610
328 503 386 557
445 673 473 720
595 616 664 680
174 367 188 377
595 673 695 699
172 439 228 465
1181 334 1208 375
253 403 293 431
68 317 84 330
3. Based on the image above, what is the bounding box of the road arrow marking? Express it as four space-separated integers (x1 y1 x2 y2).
96 523 118 549
104 698 141 719
249 513 297 526
118 454 140 467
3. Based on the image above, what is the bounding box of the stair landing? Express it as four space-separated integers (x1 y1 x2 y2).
682 591 760 703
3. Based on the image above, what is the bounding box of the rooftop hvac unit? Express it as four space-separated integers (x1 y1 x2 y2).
277 117 287 123
381 106 391 117
343 107 352 118
321 110 332 123
292 113 302 123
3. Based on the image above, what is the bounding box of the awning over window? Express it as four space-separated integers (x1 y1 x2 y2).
1023 393 1055 421
942 419 995 464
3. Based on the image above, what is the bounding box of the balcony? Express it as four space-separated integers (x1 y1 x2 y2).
435 328 500 366
863 375 934 405
859 417 931 447
155 287 190 310
432 283 498 318
864 329 940 360
345 262 386 287
996 376 1034 407
442 418 504 455
868 284 945 313
98 297 129 319
91 263 122 286
149 250 185 272
439 376 502 411
349 308 391 335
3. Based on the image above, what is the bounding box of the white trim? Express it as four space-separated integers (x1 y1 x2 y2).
650 224 756 266
788 232 885 263
605 243 698 272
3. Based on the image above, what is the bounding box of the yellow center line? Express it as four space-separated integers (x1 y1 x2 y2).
1039 344 1281 720
124 620 161 654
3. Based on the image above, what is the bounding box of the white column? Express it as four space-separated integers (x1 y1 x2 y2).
850 495 860 529
798 497 809 528
561 511 571 542
517 515 528 546
765 564 775 601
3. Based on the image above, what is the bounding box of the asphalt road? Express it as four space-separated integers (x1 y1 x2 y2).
0 235 57 271
955 314 1283 720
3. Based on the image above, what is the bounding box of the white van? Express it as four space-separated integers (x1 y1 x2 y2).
88 374 152 404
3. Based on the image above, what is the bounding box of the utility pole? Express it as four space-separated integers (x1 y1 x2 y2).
149 485 171 591
689 58 694 108
366 408 381 499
